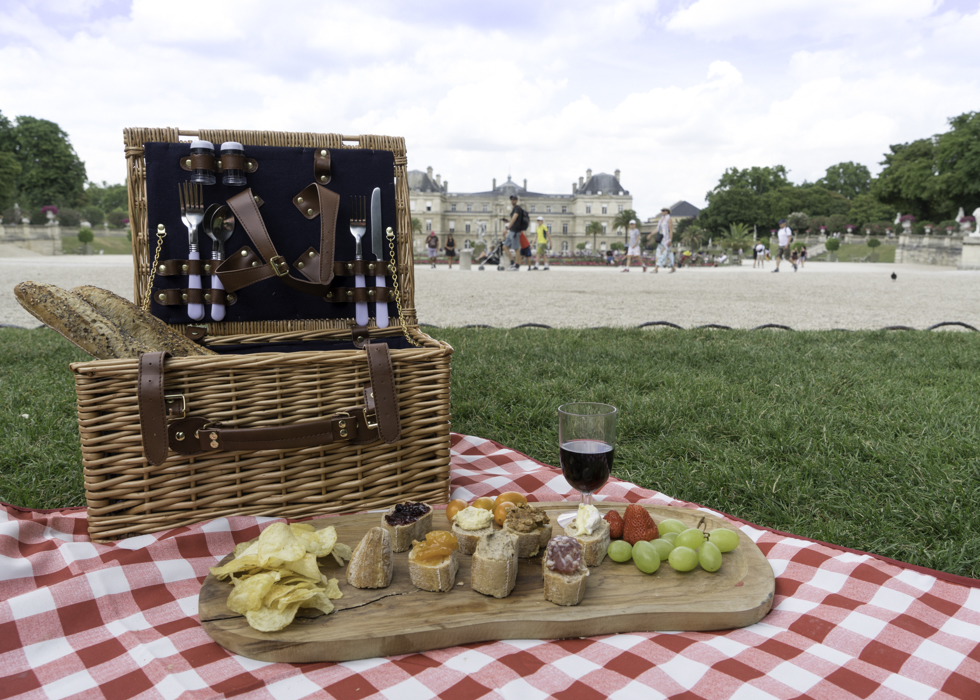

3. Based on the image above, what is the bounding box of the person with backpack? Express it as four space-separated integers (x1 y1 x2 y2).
502 194 528 271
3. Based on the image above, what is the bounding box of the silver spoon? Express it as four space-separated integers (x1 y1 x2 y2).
203 204 235 321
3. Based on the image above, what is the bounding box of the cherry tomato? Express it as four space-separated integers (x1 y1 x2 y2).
493 501 517 527
493 491 528 509
445 499 468 522
472 497 495 511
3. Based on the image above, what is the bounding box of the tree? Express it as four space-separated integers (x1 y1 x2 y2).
83 181 127 213
611 208 639 235
816 162 871 198
717 223 753 253
0 151 20 213
847 193 894 230
766 185 850 228
713 165 789 195
6 116 87 209
585 220 603 252
410 217 422 234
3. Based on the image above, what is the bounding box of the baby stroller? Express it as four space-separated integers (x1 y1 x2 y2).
475 230 507 270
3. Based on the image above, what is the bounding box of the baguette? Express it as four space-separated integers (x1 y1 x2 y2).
382 502 433 553
346 527 393 589
542 536 589 606
408 547 459 592
471 531 519 598
14 281 150 359
563 518 610 567
452 522 494 555
72 286 215 357
502 502 552 558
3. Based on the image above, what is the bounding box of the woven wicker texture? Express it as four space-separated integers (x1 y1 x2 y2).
72 128 451 540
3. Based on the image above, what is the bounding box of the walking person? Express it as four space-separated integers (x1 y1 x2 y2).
444 232 456 269
501 194 527 271
534 216 551 270
425 231 439 268
773 219 793 273
800 245 807 269
753 242 765 268
519 230 534 271
655 207 676 273
622 220 644 272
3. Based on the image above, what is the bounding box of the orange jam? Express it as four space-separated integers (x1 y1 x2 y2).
411 531 459 564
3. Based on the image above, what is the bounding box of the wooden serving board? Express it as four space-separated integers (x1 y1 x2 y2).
199 503 775 663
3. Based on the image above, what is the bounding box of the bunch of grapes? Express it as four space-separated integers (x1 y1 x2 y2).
607 517 740 574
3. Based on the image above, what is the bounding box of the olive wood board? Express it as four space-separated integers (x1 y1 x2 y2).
199 503 775 663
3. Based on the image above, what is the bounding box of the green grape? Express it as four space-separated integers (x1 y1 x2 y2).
608 540 633 563
698 541 723 572
662 532 679 545
657 518 686 535
651 538 674 561
675 528 705 550
668 545 699 572
632 541 661 574
708 529 739 553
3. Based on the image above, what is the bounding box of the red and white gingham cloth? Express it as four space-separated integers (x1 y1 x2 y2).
2 434 978 699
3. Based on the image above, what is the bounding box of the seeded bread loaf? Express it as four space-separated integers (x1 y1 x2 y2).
14 281 150 359
72 286 215 357
346 527 393 589
471 531 519 598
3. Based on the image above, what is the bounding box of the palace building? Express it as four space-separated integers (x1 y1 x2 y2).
407 167 634 255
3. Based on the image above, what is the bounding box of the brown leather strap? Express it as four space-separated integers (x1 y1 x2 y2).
152 288 205 306
219 152 245 171
366 343 400 443
155 259 205 277
137 351 171 466
315 149 331 185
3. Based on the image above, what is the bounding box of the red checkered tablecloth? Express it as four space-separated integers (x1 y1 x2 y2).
2 434 978 699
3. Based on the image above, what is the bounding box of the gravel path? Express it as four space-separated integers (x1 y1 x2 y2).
2 246 978 331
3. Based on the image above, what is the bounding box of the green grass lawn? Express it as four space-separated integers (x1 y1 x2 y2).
1 326 977 578
813 243 896 263
62 234 132 255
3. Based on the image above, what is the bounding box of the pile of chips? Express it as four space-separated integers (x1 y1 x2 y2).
209 522 352 632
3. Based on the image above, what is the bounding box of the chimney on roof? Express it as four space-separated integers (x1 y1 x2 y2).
572 183 576 193
615 169 620 181
493 178 496 189
586 169 592 180
578 176 584 188
436 174 441 186
427 166 433 179
443 180 448 192
523 179 527 191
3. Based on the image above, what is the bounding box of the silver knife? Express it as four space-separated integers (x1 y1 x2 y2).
370 187 389 328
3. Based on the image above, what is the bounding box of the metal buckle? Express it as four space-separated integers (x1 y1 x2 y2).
164 394 186 419
270 255 289 277
364 410 378 431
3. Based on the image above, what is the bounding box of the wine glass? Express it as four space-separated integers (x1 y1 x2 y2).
557 403 616 526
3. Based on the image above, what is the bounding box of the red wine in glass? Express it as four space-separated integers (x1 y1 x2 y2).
560 439 614 494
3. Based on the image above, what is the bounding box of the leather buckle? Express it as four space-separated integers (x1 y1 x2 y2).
164 394 186 419
364 410 378 431
270 255 289 277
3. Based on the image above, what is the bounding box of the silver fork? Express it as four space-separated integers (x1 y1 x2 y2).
349 196 369 326
178 181 206 321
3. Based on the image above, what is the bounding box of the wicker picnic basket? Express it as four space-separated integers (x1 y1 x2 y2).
71 128 452 541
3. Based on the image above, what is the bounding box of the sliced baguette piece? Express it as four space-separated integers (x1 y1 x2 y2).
346 527 393 589
563 518 610 567
72 286 216 357
451 522 494 555
14 281 150 359
471 531 519 598
503 523 551 558
408 547 459 592
542 559 590 606
382 503 433 553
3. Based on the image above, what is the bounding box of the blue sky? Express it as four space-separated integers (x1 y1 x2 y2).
2 0 979 218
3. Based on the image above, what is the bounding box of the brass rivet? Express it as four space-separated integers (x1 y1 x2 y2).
339 429 348 438
252 261 259 267
346 263 353 271
157 293 166 302
297 261 305 269
386 227 393 234
157 223 165 232
210 432 218 440
184 159 191 167
368 289 375 298
320 150 326 156
204 293 211 302
370 391 374 398
338 420 346 429
228 293 237 303
347 290 353 298
204 263 211 273
320 175 327 182
308 251 315 258
254 195 259 202
297 197 304 204
307 208 314 216
210 440 219 448
182 293 188 301
175 432 185 441
216 159 222 168
181 264 188 272
240 250 248 257
158 264 166 273
368 263 375 273
356 336 364 343
326 292 333 299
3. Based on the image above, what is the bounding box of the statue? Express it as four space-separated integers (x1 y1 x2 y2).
972 207 980 238
894 212 901 225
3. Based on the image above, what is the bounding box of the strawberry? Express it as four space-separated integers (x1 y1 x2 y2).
623 503 658 545
604 509 624 539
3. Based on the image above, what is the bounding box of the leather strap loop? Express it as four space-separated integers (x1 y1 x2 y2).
155 259 204 277
138 351 172 466
314 149 331 185
152 288 205 306
366 343 400 443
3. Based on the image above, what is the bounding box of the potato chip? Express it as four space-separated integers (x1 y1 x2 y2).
226 571 279 614
289 523 315 534
245 602 302 632
331 543 352 566
254 522 307 564
284 553 321 581
300 589 336 615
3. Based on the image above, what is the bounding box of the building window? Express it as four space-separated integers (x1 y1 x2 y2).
426 201 432 212
601 223 607 233
410 200 416 212
482 203 487 212
546 205 551 213
449 221 455 232
562 241 569 252
425 220 432 232
561 205 567 213
562 222 568 234
618 204 624 213
602 205 607 214
464 239 472 248
451 203 456 212
600 241 607 251
465 222 471 233
530 205 536 212
466 203 472 212
586 205 591 214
